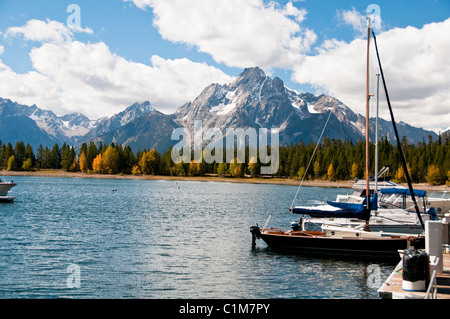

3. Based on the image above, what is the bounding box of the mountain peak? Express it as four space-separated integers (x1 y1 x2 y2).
231 67 267 90
126 101 154 114
241 66 266 77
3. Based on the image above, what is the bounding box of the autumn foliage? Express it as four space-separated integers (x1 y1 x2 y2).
0 132 448 185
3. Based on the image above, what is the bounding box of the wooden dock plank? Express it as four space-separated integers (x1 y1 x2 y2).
378 253 450 299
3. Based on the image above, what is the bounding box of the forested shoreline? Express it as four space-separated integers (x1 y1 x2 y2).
1 132 449 185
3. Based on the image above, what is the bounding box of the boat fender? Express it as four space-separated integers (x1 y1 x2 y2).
402 249 429 292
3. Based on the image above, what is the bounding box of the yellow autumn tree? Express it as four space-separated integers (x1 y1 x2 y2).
131 165 141 175
426 165 441 186
7 155 16 171
327 163 335 181
217 163 228 177
188 160 203 176
22 158 33 171
102 146 119 174
69 158 78 172
79 151 88 172
396 166 405 183
351 163 359 179
229 158 243 177
313 160 320 179
139 149 160 175
296 166 306 180
92 154 104 173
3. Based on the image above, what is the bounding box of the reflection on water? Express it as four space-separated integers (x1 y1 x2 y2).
0 176 397 298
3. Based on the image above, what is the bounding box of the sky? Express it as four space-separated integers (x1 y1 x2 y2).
0 0 449 133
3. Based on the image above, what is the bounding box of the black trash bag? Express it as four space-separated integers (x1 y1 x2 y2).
402 249 429 283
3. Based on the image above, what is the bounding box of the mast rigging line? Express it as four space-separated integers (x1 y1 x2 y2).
371 30 425 230
290 110 333 211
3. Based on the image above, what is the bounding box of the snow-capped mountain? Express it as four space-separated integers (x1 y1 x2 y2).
0 98 156 149
0 67 438 153
82 101 154 142
172 67 437 147
0 98 99 148
174 67 363 145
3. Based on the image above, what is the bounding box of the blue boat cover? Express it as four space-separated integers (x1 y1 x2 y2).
292 194 377 221
380 188 426 197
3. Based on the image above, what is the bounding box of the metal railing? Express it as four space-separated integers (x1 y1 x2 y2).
425 270 437 299
425 256 441 299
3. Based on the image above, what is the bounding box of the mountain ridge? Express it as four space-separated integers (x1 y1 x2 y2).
0 67 439 152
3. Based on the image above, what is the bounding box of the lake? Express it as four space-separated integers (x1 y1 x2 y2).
0 176 398 299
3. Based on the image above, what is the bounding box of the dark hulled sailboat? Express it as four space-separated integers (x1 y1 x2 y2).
250 19 425 257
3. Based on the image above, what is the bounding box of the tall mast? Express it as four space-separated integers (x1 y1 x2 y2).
365 19 371 231
375 73 380 194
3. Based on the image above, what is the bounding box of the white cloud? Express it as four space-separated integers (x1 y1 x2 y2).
292 18 450 132
0 19 233 119
127 0 316 71
337 7 367 37
4 19 92 43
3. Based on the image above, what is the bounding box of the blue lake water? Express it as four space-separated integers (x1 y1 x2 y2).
0 176 398 299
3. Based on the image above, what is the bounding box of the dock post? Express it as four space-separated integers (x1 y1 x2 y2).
426 221 443 274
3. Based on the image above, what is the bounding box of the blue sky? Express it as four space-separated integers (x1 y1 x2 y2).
0 0 449 132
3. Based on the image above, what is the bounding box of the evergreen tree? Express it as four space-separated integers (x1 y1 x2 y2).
50 144 62 169
36 144 45 169
61 146 76 171
24 144 35 167
86 142 98 170
14 141 26 168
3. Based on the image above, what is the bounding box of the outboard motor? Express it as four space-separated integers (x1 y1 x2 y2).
250 225 261 246
291 222 300 231
291 218 303 231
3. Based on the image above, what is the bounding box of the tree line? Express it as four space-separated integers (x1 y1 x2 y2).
0 132 449 185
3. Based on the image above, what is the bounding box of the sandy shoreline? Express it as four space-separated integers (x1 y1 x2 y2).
2 169 448 192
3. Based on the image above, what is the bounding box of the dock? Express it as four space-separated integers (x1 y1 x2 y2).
378 220 450 299
378 253 450 299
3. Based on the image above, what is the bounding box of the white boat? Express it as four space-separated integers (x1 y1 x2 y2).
338 177 449 216
425 191 450 216
0 179 16 202
302 186 438 235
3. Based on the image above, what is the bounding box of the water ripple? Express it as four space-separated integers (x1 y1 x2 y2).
0 176 396 299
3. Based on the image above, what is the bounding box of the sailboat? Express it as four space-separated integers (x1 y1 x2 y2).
250 19 425 256
302 179 439 235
